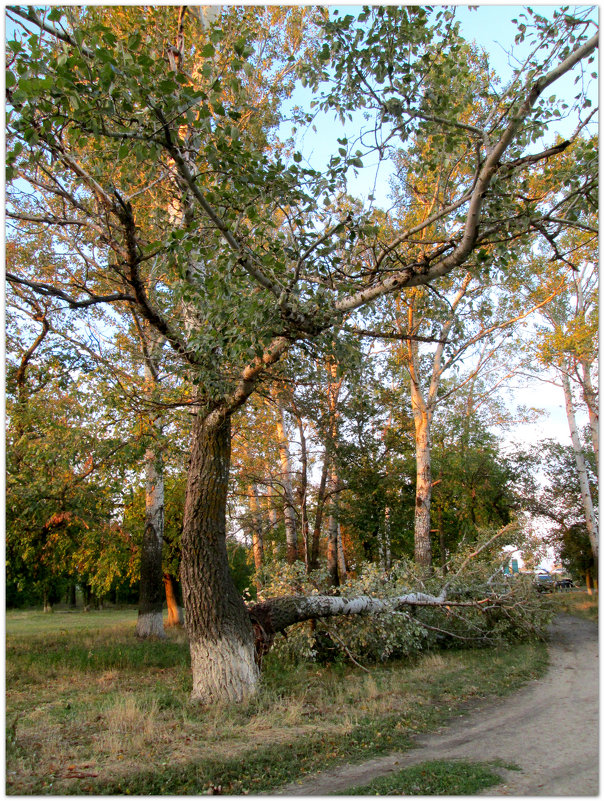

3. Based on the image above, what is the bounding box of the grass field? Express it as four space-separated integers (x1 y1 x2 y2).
6 608 549 795
547 590 599 622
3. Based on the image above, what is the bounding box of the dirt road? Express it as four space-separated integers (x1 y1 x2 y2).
281 614 598 796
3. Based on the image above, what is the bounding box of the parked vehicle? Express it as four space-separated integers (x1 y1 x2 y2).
535 574 555 593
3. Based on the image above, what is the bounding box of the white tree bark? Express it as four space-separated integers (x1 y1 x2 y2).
190 636 260 705
561 369 598 562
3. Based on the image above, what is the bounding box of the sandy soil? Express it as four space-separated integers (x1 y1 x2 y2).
280 614 598 796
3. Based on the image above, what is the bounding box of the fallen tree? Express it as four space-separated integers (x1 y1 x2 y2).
247 532 551 665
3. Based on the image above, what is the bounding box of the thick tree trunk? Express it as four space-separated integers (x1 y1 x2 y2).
181 411 259 704
561 371 599 564
164 574 184 627
136 444 166 639
249 589 448 655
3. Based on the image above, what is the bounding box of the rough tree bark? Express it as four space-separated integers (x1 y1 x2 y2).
180 411 260 704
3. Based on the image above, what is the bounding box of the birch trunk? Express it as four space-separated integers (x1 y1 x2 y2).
181 411 259 704
294 408 310 570
579 358 599 464
561 370 599 564
383 506 392 571
249 589 448 649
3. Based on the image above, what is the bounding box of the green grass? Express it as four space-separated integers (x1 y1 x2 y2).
6 607 139 636
547 590 598 622
336 759 517 795
6 609 548 795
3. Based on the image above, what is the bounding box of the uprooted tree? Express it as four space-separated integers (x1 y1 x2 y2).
6 5 598 703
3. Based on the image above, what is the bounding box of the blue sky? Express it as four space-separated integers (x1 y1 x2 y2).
282 5 597 208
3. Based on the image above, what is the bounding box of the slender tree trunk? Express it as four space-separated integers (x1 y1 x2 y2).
266 483 279 557
164 574 184 627
337 523 347 582
246 482 264 592
326 466 340 587
579 358 599 464
382 506 392 571
438 505 447 575
412 402 433 570
310 452 329 570
43 588 53 613
180 411 259 704
274 397 298 563
135 443 166 638
69 581 77 608
561 370 599 566
294 408 310 569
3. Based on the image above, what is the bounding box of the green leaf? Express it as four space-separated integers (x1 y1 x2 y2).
202 43 215 57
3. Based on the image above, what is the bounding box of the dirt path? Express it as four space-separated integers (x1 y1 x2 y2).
280 614 598 796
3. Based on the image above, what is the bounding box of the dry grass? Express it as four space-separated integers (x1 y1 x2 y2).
6 609 548 795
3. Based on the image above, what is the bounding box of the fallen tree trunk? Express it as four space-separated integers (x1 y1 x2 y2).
248 589 450 660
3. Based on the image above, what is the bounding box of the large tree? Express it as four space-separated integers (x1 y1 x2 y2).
6 5 598 703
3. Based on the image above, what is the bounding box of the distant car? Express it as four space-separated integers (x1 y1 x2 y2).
554 578 574 591
535 574 555 593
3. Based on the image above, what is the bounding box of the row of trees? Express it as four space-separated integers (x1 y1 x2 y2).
6 5 598 704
